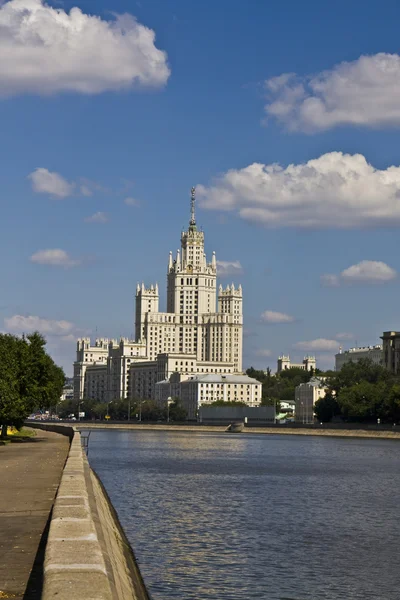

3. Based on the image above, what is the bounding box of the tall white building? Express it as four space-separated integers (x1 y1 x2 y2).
74 188 244 403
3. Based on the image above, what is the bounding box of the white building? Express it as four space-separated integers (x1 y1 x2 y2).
295 377 327 424
155 373 261 420
277 355 316 373
335 345 382 371
73 338 109 401
74 188 244 404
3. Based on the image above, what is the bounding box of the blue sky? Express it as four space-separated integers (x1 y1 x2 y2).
2 0 400 375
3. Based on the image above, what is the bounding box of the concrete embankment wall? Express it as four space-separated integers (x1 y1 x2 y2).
28 423 150 600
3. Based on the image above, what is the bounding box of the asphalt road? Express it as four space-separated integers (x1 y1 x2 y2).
0 429 69 600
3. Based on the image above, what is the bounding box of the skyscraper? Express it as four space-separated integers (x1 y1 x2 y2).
74 189 244 402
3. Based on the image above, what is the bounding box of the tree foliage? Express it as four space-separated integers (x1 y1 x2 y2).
246 366 315 411
0 332 65 436
209 400 247 407
314 359 400 423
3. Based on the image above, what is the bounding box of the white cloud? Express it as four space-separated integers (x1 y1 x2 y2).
320 274 339 287
29 168 107 198
197 152 400 229
216 260 243 277
341 261 397 283
84 211 108 223
265 53 400 132
261 310 294 324
335 332 354 340
5 314 75 336
30 248 80 267
294 339 339 352
322 260 397 286
124 197 140 207
254 349 272 357
29 168 74 198
0 0 170 97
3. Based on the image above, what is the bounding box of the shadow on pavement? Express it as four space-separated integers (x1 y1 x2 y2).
22 510 52 600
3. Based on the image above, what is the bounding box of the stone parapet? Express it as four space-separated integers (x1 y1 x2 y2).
27 424 150 600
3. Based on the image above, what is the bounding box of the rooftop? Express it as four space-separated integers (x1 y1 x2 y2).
184 374 261 385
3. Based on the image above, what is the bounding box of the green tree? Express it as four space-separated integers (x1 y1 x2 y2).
168 398 188 421
0 332 65 437
314 392 341 422
209 400 247 407
338 381 387 422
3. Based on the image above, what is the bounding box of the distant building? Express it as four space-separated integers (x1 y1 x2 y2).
156 373 262 420
335 345 382 371
60 384 74 402
295 377 327 424
277 355 316 373
381 332 400 374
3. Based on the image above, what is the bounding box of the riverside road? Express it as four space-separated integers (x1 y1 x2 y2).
0 430 69 600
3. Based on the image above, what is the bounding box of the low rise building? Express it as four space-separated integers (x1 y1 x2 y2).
295 377 327 424
156 373 262 420
335 345 382 371
277 355 316 373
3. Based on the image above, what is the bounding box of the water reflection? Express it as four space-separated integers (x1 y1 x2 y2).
88 431 400 600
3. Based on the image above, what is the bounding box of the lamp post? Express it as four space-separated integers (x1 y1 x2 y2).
106 401 113 421
127 397 131 422
78 401 83 422
167 397 173 423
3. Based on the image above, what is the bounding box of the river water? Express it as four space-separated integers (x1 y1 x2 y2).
87 430 400 600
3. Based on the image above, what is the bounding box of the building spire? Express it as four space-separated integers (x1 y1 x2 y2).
190 186 196 227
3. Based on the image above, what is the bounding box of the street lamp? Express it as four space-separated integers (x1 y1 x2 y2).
106 401 113 420
167 396 173 423
78 401 83 422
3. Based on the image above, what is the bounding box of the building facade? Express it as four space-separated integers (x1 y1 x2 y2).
74 188 244 404
381 332 400 374
277 355 316 373
295 377 327 424
155 373 261 420
335 345 383 371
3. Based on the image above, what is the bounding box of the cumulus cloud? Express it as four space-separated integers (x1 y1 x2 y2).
30 248 80 267
124 197 140 207
322 260 397 286
197 152 400 229
29 168 107 198
5 315 75 336
29 168 74 198
294 339 339 352
265 53 400 132
261 310 294 324
84 211 108 223
0 0 170 97
216 260 243 277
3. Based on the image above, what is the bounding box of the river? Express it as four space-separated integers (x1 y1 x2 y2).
87 429 400 599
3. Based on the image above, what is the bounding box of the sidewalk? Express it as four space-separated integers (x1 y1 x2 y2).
0 429 69 600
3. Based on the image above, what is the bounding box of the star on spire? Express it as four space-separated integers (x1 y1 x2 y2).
190 186 196 227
